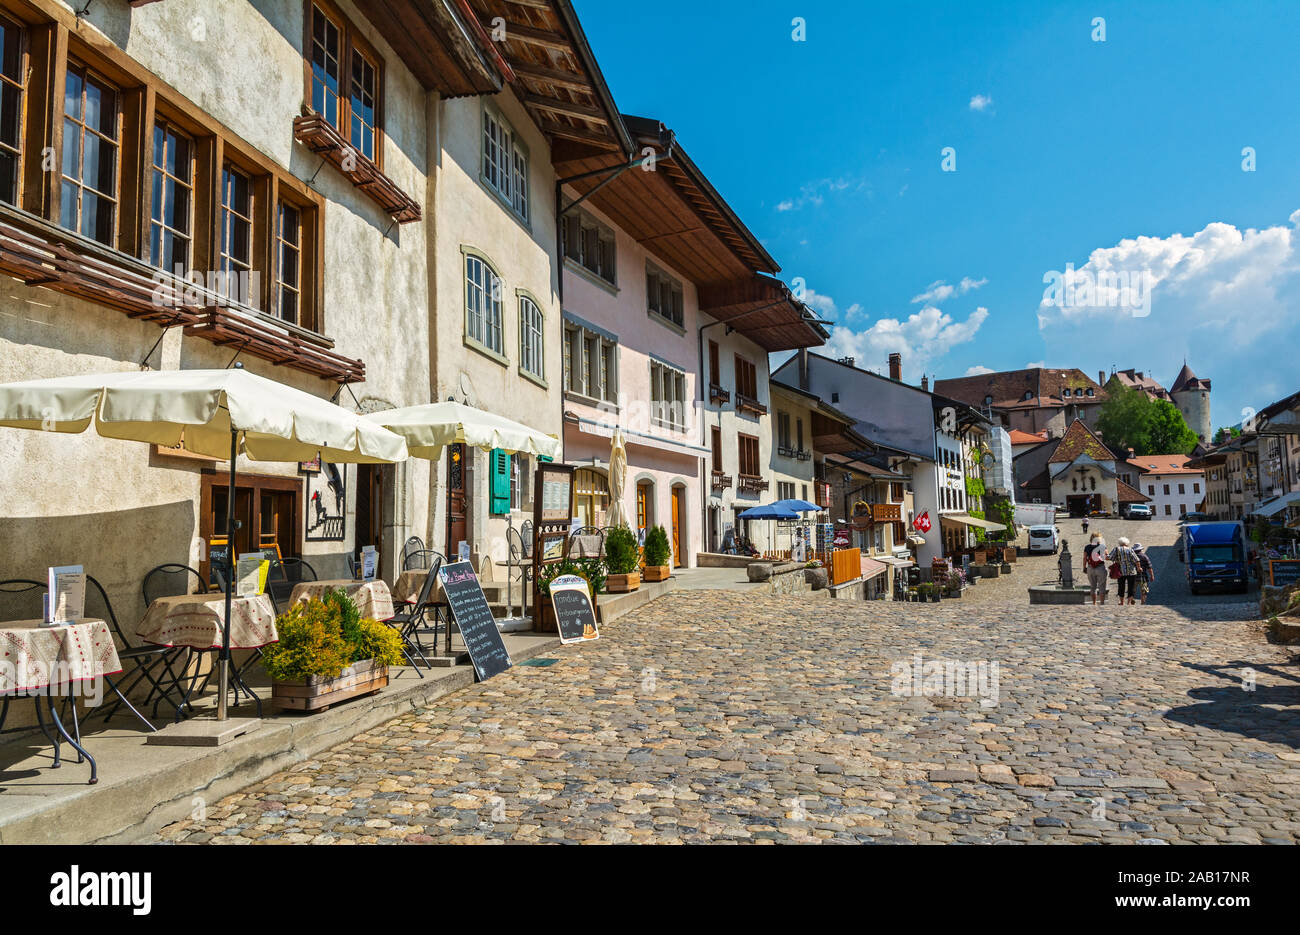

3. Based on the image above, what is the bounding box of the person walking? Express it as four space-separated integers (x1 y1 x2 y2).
1081 515 1090 536
1083 532 1108 604
1134 543 1155 604
1108 536 1142 605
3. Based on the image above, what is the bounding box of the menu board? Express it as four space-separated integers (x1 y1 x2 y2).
46 565 85 624
549 574 599 644
361 545 378 581
1269 559 1300 587
438 561 512 681
236 554 269 596
536 463 574 522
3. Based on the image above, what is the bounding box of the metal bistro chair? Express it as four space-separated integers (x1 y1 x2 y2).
402 548 442 571
346 554 360 579
384 555 444 676
507 523 533 617
84 576 177 730
265 557 318 615
567 526 605 561
400 536 425 572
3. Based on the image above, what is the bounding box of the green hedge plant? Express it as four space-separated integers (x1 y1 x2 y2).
605 525 640 575
643 524 672 567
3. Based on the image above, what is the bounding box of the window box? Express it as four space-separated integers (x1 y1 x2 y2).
711 471 733 490
709 383 730 405
292 113 420 223
736 393 767 417
738 474 769 493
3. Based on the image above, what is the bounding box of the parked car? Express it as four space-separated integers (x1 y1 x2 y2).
1179 511 1214 525
1027 524 1060 554
1126 504 1153 520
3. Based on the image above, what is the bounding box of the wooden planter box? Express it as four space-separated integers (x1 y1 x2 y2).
643 565 670 582
973 550 988 565
273 659 388 713
606 572 641 593
1003 547 1017 564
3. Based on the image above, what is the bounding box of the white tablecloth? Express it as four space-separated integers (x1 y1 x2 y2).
137 593 278 649
0 618 122 693
289 579 395 621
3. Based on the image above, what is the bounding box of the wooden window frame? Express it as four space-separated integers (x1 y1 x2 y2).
198 470 303 585
480 102 529 225
275 198 302 326
562 207 616 285
304 0 384 170
735 355 757 399
738 433 760 478
148 118 195 273
0 11 27 206
60 58 121 247
464 250 504 358
711 426 723 473
517 291 544 382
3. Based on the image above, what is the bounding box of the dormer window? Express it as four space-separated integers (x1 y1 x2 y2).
1062 388 1071 397
1086 388 1094 397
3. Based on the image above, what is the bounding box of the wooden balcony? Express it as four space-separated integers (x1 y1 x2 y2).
738 474 769 493
872 503 902 523
709 383 730 405
778 445 812 461
814 482 832 509
735 393 767 417
0 210 364 383
711 470 733 490
293 113 421 223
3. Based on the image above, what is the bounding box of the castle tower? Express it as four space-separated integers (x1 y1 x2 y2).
1169 361 1211 443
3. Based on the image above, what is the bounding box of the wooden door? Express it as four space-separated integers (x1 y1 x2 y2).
671 487 683 567
446 443 467 556
356 464 383 562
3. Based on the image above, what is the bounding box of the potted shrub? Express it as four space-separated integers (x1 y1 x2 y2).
263 590 405 713
604 525 641 592
642 525 672 582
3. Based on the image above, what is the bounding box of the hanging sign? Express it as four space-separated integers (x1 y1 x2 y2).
549 574 599 644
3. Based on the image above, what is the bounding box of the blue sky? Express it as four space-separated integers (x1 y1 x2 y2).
573 0 1300 432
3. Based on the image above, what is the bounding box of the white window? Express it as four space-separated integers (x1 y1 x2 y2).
562 319 617 403
650 359 687 430
519 295 543 379
465 253 503 355
646 264 684 327
482 108 528 223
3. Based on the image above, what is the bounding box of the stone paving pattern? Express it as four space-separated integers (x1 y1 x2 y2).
155 520 1300 844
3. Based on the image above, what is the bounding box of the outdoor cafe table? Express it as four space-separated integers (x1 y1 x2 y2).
391 569 445 606
0 618 122 784
289 579 395 621
136 592 278 720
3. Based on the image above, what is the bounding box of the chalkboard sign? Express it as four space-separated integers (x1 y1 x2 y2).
1269 560 1300 587
438 561 512 681
549 574 599 644
208 542 232 589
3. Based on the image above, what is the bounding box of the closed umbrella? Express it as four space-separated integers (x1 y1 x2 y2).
606 427 628 529
0 367 408 722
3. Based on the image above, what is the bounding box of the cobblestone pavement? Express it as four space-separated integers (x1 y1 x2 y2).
155 519 1300 845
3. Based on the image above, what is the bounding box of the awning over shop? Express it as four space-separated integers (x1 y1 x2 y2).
1252 491 1300 517
877 554 914 568
860 557 887 581
939 512 1007 532
907 534 926 546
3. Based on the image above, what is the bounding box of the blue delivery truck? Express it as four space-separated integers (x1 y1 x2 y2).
1180 521 1249 594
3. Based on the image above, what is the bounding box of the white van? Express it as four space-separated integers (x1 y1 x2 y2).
1027 524 1060 554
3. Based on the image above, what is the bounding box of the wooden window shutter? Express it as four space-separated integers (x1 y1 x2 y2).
489 448 510 514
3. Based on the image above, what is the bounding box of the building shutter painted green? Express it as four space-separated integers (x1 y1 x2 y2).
490 448 511 515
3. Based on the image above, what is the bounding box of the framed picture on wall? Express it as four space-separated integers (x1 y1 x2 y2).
305 461 346 542
298 454 321 474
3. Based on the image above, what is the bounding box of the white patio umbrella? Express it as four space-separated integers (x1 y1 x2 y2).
364 400 560 460
606 426 629 529
0 367 408 722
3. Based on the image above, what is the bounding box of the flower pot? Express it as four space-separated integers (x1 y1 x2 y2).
273 659 388 713
606 572 641 593
643 565 671 583
999 563 1012 575
804 567 829 590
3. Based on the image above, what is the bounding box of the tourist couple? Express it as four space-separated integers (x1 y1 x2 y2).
1082 533 1154 605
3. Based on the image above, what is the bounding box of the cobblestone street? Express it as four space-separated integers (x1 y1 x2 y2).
155 520 1300 845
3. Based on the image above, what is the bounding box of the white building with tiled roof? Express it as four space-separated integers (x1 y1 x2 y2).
1118 454 1206 519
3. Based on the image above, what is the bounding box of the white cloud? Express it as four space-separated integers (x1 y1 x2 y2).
1025 361 1047 370
911 276 986 305
969 94 993 112
1036 216 1299 345
774 176 869 213
964 365 995 376
822 304 989 381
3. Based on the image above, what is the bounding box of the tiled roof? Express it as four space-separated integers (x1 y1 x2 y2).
1110 368 1169 399
1008 429 1049 445
1047 419 1116 463
1116 479 1151 503
934 367 1105 411
1170 362 1211 393
1125 454 1203 476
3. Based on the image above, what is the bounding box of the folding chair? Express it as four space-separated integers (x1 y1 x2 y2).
384 557 444 676
400 536 425 572
83 576 162 731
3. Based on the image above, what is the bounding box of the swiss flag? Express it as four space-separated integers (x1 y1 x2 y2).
912 510 932 534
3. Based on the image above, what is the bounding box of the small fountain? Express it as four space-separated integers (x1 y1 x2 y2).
1028 538 1088 604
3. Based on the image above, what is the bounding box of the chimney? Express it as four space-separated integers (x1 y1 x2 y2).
1098 370 1105 387
797 348 809 391
920 374 929 392
1127 447 1135 459
888 353 902 382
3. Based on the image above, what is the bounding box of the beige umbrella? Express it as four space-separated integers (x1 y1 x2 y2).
364 400 560 460
0 367 408 721
606 426 629 529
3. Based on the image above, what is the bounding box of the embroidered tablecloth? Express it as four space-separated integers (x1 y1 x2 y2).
0 618 122 693
137 593 278 649
391 569 445 606
288 579 395 621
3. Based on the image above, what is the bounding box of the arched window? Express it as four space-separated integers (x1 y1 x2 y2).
465 253 503 354
574 468 609 528
518 295 543 379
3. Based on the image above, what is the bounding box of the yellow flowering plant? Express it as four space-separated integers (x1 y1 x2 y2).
261 590 405 682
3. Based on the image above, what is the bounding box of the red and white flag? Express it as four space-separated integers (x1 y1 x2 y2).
913 510 932 534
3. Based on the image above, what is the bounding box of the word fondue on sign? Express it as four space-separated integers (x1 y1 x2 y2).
549 574 599 644
437 561 512 681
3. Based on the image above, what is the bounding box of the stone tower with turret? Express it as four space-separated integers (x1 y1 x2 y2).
1169 361 1212 443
